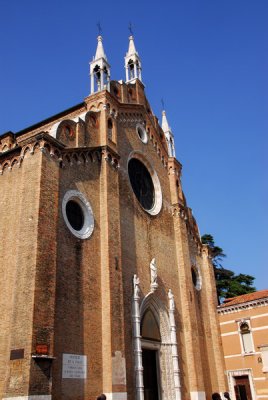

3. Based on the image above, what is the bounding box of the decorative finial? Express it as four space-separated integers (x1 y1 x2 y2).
97 21 102 36
128 22 134 36
161 98 165 111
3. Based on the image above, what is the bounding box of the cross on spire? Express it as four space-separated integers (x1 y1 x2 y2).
128 22 134 36
161 98 165 111
97 21 102 36
125 28 142 83
90 29 110 94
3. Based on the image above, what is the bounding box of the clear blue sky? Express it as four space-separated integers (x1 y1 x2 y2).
1 0 267 290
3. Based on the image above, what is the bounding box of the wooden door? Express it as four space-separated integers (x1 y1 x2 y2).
142 349 159 400
234 375 253 400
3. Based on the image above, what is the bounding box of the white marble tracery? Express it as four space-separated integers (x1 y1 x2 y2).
132 272 181 400
168 289 181 400
132 274 144 400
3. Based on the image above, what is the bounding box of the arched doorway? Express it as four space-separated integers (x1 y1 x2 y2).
141 309 161 400
132 281 181 400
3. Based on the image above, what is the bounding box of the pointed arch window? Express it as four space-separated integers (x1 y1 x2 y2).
128 59 135 80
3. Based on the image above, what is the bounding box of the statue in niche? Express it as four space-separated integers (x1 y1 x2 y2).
150 258 158 291
168 289 175 311
133 274 140 298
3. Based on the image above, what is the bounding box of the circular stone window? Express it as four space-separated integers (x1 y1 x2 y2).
191 266 202 291
128 153 162 215
136 123 148 144
62 190 94 239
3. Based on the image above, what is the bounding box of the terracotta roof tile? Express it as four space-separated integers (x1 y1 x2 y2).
219 290 268 307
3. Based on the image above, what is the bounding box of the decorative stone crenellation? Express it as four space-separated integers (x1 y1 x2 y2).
0 133 120 175
118 112 144 127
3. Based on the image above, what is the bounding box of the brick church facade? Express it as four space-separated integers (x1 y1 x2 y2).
0 35 227 400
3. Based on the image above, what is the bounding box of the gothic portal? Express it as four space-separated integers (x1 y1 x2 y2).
0 34 227 400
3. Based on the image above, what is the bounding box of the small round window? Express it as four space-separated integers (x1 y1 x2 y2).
191 266 202 290
62 190 94 239
136 123 148 144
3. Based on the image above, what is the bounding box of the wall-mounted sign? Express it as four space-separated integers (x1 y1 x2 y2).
36 344 48 355
62 354 87 379
10 349 24 360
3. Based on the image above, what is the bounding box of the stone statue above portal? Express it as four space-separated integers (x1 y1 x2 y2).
133 274 140 298
150 258 158 291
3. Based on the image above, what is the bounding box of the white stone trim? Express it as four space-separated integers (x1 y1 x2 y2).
220 320 236 326
254 377 266 381
252 326 268 332
71 112 87 123
218 298 268 315
252 313 268 319
224 354 243 358
168 290 182 400
132 275 144 400
227 369 256 400
220 313 268 325
237 320 255 354
3 397 51 400
104 393 128 400
133 286 181 400
256 396 268 399
224 352 261 358
190 392 206 400
136 124 148 144
49 112 87 138
49 121 62 138
221 331 237 336
62 190 94 239
128 151 162 216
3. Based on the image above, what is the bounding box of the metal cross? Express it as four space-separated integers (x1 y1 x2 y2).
161 98 165 110
128 22 134 36
97 22 102 36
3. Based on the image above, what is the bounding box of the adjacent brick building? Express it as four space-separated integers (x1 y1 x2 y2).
218 290 268 400
0 34 227 400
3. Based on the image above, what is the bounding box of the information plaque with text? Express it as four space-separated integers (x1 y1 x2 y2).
62 354 87 379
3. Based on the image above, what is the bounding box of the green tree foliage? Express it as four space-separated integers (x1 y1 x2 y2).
201 234 256 304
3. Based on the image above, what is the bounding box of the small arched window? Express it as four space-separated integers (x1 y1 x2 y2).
107 118 113 140
128 59 135 80
240 322 254 354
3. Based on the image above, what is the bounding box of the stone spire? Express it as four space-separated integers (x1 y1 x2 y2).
90 35 110 94
162 110 176 157
127 35 137 57
125 35 142 83
94 35 107 60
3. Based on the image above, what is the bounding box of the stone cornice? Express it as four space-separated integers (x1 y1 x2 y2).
0 132 120 175
217 297 268 315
